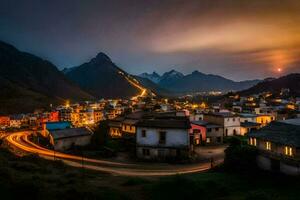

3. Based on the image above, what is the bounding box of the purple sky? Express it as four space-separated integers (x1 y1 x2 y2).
0 0 300 80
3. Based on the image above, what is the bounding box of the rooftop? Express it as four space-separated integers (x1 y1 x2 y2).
49 127 93 140
205 112 237 118
191 120 222 128
248 121 300 147
241 121 260 128
280 118 300 126
239 113 257 118
137 117 191 129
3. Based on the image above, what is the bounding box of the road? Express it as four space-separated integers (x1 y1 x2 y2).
4 131 223 176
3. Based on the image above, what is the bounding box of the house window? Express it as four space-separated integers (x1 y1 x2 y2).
206 137 211 143
249 137 257 146
215 128 219 131
284 146 293 156
207 128 212 132
142 148 150 156
217 137 222 143
233 118 236 122
159 131 166 144
142 130 146 137
265 141 271 150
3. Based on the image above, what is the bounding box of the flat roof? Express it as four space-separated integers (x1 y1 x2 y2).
191 120 222 128
49 127 93 140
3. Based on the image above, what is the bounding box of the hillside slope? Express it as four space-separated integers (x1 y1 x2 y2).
64 53 140 99
238 73 300 96
0 41 94 114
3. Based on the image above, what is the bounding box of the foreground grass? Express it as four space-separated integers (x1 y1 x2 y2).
145 169 300 200
1 147 300 200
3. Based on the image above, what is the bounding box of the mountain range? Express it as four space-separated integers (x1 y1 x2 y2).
1 40 298 114
139 70 261 94
238 73 300 96
0 41 94 114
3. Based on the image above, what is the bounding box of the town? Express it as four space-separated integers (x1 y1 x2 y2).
2 1 300 199
1 87 300 175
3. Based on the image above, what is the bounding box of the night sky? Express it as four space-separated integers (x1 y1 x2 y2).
0 0 300 80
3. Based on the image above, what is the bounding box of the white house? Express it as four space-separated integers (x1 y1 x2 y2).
136 116 191 160
204 112 240 136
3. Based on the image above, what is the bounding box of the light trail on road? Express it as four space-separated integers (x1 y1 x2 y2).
5 131 218 176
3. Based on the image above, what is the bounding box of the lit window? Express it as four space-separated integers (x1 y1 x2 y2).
284 146 293 156
249 138 257 146
206 137 211 143
253 138 257 146
265 141 271 150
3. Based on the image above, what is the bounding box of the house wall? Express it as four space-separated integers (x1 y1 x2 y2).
257 155 300 175
136 127 189 147
224 126 240 136
136 147 189 160
256 115 274 127
54 135 92 151
190 124 206 145
206 127 224 144
0 116 10 127
240 117 256 123
122 124 136 134
203 115 224 126
204 115 240 136
257 155 271 170
109 127 122 138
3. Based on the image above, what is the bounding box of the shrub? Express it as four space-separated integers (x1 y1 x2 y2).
224 144 258 172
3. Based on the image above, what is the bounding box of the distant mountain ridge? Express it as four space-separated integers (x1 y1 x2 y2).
238 73 300 96
64 52 140 99
138 69 261 94
0 41 94 114
139 71 161 83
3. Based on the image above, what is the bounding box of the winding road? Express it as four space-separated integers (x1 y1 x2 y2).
4 131 222 176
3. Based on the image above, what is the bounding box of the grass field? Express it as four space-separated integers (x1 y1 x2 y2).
1 147 300 200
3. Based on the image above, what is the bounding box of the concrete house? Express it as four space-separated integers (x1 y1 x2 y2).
49 127 93 151
136 116 191 160
191 121 223 145
108 117 123 138
203 112 240 136
248 119 300 175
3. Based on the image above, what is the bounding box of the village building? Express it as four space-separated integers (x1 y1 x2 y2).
191 121 223 145
0 116 10 129
256 114 275 127
49 127 93 151
203 112 240 136
240 122 260 136
58 108 73 122
108 117 123 138
93 109 104 123
136 116 191 160
9 114 24 128
42 121 72 137
248 119 300 175
238 113 260 135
